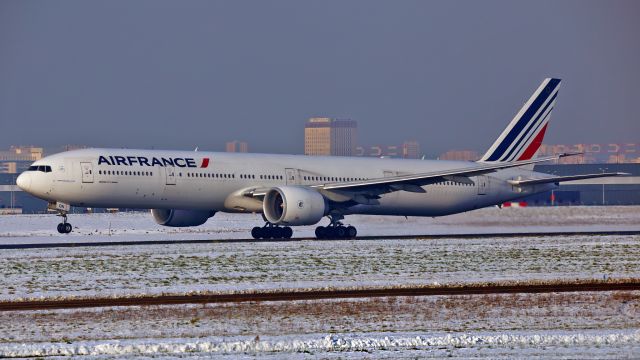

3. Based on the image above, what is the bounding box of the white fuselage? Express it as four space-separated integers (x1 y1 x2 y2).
18 148 555 218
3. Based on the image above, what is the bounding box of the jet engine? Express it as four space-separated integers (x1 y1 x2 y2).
263 186 328 226
151 209 215 227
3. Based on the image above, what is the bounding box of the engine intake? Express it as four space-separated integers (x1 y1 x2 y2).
151 209 215 227
263 186 327 226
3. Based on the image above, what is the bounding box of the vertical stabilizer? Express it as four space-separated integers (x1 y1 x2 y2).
480 78 561 162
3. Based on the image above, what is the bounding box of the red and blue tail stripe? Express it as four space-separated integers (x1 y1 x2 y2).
480 78 561 162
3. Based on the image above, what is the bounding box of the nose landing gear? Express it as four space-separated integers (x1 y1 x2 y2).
251 223 293 239
56 213 72 234
315 213 357 239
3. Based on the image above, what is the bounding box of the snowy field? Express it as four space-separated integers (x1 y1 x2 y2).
1 292 639 358
1 206 639 358
1 205 639 244
1 233 639 301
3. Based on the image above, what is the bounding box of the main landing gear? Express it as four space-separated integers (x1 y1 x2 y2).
315 213 357 239
56 213 72 234
251 223 293 239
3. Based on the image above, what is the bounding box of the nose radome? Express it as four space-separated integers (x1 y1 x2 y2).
16 172 31 191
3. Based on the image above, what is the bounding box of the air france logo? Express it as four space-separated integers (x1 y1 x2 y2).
98 156 210 168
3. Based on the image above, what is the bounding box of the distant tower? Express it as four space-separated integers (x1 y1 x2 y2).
304 117 357 156
226 140 249 153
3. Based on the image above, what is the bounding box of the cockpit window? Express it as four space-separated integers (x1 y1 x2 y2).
27 165 52 173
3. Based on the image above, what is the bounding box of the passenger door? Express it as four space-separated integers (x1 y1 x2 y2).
81 162 94 183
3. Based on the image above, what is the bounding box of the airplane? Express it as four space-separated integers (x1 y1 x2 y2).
16 78 625 239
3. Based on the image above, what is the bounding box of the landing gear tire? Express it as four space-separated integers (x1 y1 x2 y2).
315 212 357 240
346 226 357 238
251 225 293 240
57 222 72 234
56 211 72 234
314 225 356 240
271 227 283 239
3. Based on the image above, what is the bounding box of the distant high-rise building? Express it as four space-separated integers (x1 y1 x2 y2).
0 146 44 174
402 141 421 159
63 144 87 152
226 140 249 153
304 117 357 156
439 150 480 162
0 146 43 161
355 141 421 159
304 118 332 156
538 143 640 164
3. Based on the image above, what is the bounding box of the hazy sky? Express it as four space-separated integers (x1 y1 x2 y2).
1 1 638 156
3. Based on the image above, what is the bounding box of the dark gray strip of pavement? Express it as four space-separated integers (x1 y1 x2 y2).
0 230 638 250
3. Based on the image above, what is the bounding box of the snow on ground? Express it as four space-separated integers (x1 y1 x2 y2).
1 292 639 358
3 292 639 343
1 206 639 358
1 330 639 358
0 233 638 300
0 205 639 244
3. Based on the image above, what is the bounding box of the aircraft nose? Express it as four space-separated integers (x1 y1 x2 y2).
16 172 31 191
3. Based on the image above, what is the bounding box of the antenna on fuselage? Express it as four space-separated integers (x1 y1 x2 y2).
194 147 199 152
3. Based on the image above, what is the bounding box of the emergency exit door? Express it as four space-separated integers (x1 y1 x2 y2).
165 166 176 185
285 168 300 185
477 175 488 195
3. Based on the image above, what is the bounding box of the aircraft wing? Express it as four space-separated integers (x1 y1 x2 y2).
507 172 629 186
316 154 572 191
245 153 575 203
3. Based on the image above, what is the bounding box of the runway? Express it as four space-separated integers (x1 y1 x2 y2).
1 230 638 249
2 279 638 311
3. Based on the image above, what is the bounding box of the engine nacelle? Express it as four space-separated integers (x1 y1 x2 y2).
151 209 215 227
263 186 327 226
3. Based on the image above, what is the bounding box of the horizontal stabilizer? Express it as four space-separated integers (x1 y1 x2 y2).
507 172 629 186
